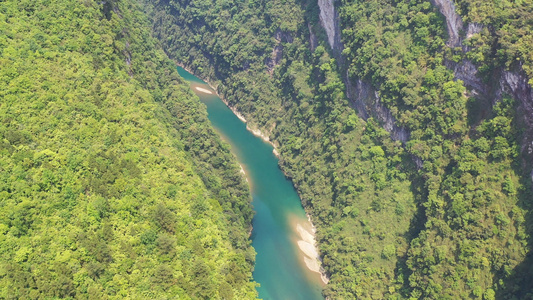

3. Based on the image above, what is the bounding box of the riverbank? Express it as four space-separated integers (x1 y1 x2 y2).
194 86 213 94
291 215 330 285
179 64 280 158
183 65 328 284
179 66 325 299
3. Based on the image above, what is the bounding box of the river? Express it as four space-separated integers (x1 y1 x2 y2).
177 67 325 300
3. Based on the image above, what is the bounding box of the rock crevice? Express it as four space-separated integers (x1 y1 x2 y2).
266 29 293 73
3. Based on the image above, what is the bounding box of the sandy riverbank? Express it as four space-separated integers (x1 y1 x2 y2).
294 220 329 285
238 164 249 183
180 64 328 288
247 127 280 158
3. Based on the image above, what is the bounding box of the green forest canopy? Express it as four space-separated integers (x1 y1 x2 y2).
0 0 256 298
1 0 533 298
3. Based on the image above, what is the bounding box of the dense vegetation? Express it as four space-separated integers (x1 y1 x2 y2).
147 0 419 297
147 0 533 298
339 0 533 298
3 0 531 298
454 0 533 82
0 0 256 298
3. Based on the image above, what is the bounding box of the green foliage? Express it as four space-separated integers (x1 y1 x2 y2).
147 0 417 298
456 0 533 81
404 95 529 299
0 0 256 298
339 0 531 297
146 0 532 298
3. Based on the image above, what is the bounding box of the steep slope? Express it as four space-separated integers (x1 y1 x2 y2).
333 0 533 298
145 0 533 298
432 0 533 167
0 0 256 298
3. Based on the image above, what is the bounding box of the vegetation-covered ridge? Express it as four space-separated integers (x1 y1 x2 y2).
0 0 256 298
147 0 533 298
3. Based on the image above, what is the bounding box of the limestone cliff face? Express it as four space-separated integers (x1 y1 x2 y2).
500 68 533 161
430 0 463 47
317 0 409 143
432 0 486 95
308 23 318 51
266 29 293 73
318 0 342 53
432 0 533 170
317 0 533 168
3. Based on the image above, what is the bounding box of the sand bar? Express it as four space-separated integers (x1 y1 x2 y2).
295 223 329 284
297 224 315 244
304 256 321 273
195 86 213 94
298 240 319 262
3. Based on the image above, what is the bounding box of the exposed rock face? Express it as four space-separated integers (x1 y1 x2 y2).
431 0 533 173
317 0 410 143
451 60 485 94
500 68 533 161
308 23 318 51
318 0 342 53
452 22 484 92
345 73 410 143
266 30 293 73
430 1 487 96
466 23 483 39
430 0 463 47
432 0 486 96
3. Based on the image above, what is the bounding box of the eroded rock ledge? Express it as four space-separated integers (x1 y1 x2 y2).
317 0 410 144
432 0 533 169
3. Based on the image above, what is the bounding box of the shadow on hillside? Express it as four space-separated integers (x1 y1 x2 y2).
394 159 428 297
497 169 533 300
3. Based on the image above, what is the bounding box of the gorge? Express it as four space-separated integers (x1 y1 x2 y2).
149 0 533 297
1 0 533 298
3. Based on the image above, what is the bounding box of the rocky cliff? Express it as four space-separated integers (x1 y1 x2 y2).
317 0 533 168
266 29 293 73
432 0 533 169
318 0 342 54
430 0 463 48
432 0 486 95
345 73 410 142
317 0 410 143
500 67 533 163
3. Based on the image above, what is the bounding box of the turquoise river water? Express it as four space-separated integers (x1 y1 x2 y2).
177 67 324 300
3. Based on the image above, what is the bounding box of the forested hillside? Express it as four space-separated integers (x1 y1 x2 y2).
338 0 532 298
147 0 533 298
0 0 256 298
454 0 533 82
3 0 531 298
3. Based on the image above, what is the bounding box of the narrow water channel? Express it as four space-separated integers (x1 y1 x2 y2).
177 67 324 300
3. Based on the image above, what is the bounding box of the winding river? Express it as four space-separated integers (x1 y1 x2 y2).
177 67 324 300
